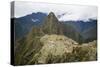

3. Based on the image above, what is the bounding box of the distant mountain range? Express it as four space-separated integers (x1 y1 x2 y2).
12 12 97 43
12 12 47 39
62 20 97 42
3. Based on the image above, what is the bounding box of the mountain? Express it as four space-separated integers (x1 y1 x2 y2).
14 12 97 65
41 12 82 43
61 19 97 43
13 12 97 43
63 19 97 33
82 25 97 42
41 12 97 43
12 12 47 40
41 12 63 35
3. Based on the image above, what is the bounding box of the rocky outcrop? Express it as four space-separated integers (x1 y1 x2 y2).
27 35 97 64
41 12 63 35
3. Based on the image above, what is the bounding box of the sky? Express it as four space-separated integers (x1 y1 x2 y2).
13 1 98 21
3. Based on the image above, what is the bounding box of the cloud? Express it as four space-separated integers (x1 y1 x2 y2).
14 1 97 21
58 6 97 21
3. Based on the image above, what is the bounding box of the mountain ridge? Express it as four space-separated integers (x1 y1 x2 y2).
12 12 97 43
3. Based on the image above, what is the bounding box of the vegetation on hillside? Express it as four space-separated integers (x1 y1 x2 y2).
14 12 97 65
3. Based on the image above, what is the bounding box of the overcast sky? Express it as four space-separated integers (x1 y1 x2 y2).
14 1 98 21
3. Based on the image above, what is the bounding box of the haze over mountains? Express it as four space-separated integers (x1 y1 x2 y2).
12 12 97 43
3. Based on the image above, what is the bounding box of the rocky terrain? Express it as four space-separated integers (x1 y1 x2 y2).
15 34 97 65
14 12 97 65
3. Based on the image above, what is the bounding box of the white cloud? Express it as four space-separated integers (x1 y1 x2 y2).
14 1 97 21
58 6 97 21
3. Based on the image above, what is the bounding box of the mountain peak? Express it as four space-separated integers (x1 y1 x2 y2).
47 12 57 19
43 12 58 24
48 12 55 16
42 12 62 34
